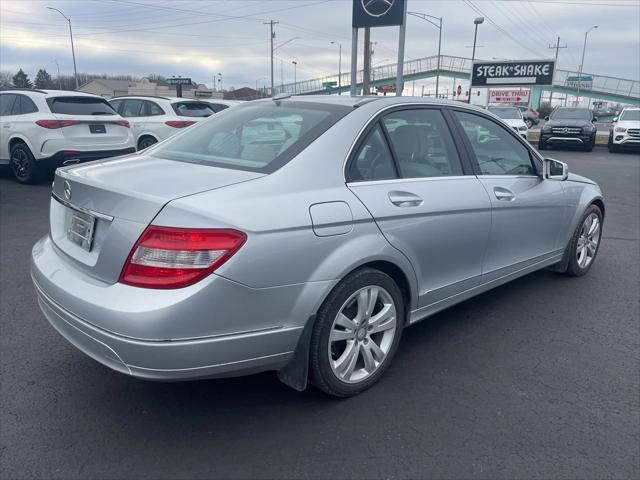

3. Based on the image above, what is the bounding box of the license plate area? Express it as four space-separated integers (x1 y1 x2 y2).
89 124 106 134
67 208 96 251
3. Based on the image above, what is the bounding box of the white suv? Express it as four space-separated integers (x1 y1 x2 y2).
0 89 135 183
609 107 640 152
109 96 215 150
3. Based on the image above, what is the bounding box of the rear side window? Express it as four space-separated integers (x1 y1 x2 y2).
47 97 116 115
153 101 351 173
145 101 164 116
382 109 463 178
172 102 214 117
121 99 144 117
0 94 17 116
349 124 398 181
16 95 38 114
109 99 123 113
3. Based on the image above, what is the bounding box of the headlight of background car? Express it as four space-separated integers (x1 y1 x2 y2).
615 127 627 133
542 125 552 133
518 125 528 131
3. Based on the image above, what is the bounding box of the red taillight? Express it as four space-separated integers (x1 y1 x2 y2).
35 119 81 129
111 120 130 128
119 226 246 289
533 111 539 116
165 120 196 128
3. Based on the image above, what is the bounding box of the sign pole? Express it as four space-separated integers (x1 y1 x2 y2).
350 27 358 96
395 0 408 96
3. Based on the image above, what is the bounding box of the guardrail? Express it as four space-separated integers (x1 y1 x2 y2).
278 54 639 101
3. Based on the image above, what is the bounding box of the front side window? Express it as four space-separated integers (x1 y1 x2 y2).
47 96 116 115
454 111 535 176
382 109 463 178
0 94 17 116
349 124 397 181
153 102 351 173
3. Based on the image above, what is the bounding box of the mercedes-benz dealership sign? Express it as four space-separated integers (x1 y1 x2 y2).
471 60 555 87
353 0 405 28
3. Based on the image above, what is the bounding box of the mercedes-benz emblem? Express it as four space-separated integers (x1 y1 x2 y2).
563 127 569 134
63 180 72 200
362 0 395 17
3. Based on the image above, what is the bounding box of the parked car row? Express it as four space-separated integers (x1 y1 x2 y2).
0 89 242 183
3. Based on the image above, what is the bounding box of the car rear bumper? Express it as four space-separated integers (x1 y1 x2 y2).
30 235 331 380
37 148 137 169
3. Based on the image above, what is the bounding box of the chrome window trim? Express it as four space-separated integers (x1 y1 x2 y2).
346 175 473 188
475 174 541 180
51 192 114 222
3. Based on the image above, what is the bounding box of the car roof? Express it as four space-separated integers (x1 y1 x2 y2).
109 95 209 102
0 89 105 99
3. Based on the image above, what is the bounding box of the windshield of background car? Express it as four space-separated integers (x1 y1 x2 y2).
620 110 640 121
488 107 522 119
47 97 116 115
153 101 352 173
551 108 592 120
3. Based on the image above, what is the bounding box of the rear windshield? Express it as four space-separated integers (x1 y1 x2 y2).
488 107 521 119
620 110 640 121
152 101 352 173
172 102 215 117
47 97 116 115
550 108 592 120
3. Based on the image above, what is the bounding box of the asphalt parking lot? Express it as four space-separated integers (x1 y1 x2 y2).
1 147 639 479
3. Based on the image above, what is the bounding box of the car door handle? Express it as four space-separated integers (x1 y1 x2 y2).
494 187 515 201
388 191 423 207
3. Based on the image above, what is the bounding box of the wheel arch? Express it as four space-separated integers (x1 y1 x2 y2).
137 134 159 149
9 135 35 155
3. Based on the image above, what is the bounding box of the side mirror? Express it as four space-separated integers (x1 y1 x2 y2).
613 116 618 122
543 158 568 181
544 115 550 121
592 117 598 123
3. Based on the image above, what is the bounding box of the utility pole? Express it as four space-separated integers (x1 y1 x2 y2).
548 36 567 105
362 28 371 95
292 61 297 94
264 20 279 96
331 41 342 95
577 25 598 105
47 7 78 89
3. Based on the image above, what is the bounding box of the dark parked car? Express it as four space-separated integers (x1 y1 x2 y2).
516 106 540 128
538 107 598 152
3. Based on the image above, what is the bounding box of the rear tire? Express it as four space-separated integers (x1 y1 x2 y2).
10 143 41 184
138 136 157 150
309 268 405 397
562 204 603 277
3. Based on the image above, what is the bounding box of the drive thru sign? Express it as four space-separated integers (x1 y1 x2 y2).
489 89 530 104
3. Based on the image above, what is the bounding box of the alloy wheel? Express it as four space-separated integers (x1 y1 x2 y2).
576 213 600 269
11 148 30 181
328 285 397 384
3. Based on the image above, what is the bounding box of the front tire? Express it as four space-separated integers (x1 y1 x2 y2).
538 140 546 151
525 119 533 128
309 268 405 397
608 135 619 153
584 135 595 152
10 143 41 184
563 205 603 277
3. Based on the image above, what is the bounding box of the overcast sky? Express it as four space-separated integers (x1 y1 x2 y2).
1 0 639 92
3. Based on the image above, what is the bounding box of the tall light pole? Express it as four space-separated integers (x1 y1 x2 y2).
47 7 78 89
330 41 342 95
468 16 484 103
408 12 442 97
577 25 598 104
291 61 297 94
264 20 279 96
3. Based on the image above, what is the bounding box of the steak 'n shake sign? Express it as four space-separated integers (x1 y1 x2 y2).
471 60 555 87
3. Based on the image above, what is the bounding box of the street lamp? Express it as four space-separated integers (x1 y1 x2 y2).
408 12 442 97
292 61 297 94
330 41 342 95
577 25 598 104
46 7 78 89
218 72 222 92
468 16 484 103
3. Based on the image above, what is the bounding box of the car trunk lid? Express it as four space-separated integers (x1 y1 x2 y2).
50 154 264 283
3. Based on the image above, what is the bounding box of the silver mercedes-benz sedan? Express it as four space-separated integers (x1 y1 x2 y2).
31 95 604 397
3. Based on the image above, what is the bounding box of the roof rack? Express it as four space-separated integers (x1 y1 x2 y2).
354 96 383 108
0 88 48 94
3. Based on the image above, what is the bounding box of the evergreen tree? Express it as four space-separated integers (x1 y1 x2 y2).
34 69 53 89
12 69 32 88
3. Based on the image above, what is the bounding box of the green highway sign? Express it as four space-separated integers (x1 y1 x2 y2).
323 81 337 88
